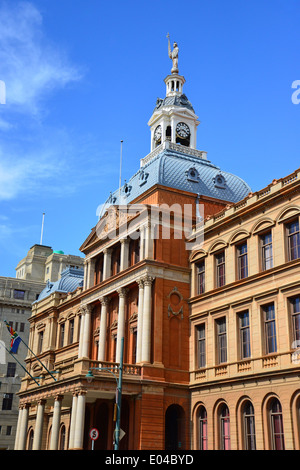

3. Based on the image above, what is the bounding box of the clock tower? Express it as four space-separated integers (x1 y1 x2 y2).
148 37 199 152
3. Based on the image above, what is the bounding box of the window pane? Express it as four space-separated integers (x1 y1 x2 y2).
261 232 273 270
216 251 225 287
217 318 227 363
237 243 248 279
288 220 300 261
270 399 285 450
196 261 205 294
264 304 277 354
197 325 206 368
220 405 230 450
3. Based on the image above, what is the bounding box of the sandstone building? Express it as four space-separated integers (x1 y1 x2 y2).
189 168 300 450
0 245 83 449
14 46 251 450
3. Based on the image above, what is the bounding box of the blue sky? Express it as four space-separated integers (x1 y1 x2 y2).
0 0 299 277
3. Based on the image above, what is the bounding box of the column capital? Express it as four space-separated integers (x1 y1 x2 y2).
99 296 110 306
142 275 155 286
83 304 93 315
53 394 64 402
137 278 144 288
117 287 129 298
36 398 47 406
103 247 112 255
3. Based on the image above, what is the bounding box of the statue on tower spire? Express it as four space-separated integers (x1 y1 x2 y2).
167 33 179 74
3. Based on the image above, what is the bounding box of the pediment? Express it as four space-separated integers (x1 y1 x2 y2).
277 205 300 224
251 218 275 235
229 229 250 245
208 239 228 254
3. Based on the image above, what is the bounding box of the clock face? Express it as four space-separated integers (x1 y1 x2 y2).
176 122 190 138
154 125 162 141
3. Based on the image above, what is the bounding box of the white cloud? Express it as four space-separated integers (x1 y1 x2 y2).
0 1 82 119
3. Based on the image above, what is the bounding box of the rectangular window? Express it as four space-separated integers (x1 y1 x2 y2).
261 232 273 270
238 311 251 359
2 393 13 411
69 319 74 344
287 220 300 261
196 260 205 295
38 331 44 354
13 289 25 300
263 303 277 354
216 317 227 364
6 362 16 377
216 251 226 287
290 296 300 346
196 324 206 368
6 426 12 436
20 323 25 333
60 323 65 348
237 243 248 279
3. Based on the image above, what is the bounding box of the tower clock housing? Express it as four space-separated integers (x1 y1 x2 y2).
148 72 199 151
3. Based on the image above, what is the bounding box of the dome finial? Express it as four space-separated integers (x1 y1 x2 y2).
167 33 179 74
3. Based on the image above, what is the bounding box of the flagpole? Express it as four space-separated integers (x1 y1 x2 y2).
19 337 57 382
0 342 40 386
4 321 56 381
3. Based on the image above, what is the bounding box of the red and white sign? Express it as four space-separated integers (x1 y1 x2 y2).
89 428 99 440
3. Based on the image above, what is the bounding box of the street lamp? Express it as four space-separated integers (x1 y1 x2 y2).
85 337 124 450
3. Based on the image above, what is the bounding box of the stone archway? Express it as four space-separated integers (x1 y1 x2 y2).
165 404 185 450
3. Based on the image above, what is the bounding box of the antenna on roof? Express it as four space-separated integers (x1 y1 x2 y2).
40 212 45 245
119 140 123 202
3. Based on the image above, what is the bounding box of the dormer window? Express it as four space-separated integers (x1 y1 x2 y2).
213 173 226 189
186 167 199 183
139 169 149 186
123 181 132 196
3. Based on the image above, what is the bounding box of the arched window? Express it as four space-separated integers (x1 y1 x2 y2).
269 398 285 450
220 404 230 450
198 406 208 450
242 401 256 450
59 424 66 450
27 428 34 450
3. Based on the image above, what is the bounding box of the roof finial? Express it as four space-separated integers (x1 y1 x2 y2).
167 33 179 74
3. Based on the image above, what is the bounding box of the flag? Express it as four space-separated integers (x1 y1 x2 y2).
4 321 21 353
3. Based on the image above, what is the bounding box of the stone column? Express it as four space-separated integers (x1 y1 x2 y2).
15 403 29 450
103 248 112 280
68 392 78 449
32 399 46 450
120 238 129 271
83 259 88 290
73 390 86 450
144 222 154 259
136 279 144 363
81 305 92 358
86 258 96 289
50 395 63 450
116 288 128 364
98 297 110 361
14 405 22 450
141 276 154 363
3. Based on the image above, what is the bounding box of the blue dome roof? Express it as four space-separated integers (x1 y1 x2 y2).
103 146 251 208
36 266 84 302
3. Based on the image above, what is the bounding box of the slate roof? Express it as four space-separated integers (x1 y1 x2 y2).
102 146 251 209
36 266 84 302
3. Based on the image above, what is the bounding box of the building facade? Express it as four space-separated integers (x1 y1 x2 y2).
189 168 300 450
14 46 251 450
0 245 83 450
